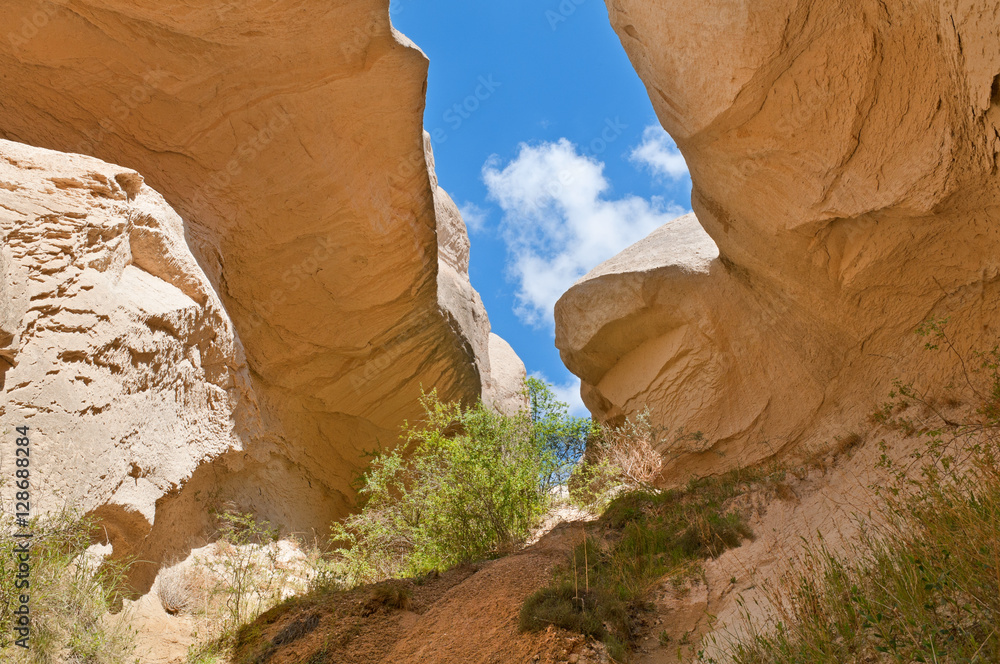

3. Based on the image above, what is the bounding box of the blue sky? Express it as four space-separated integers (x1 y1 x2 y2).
390 0 692 414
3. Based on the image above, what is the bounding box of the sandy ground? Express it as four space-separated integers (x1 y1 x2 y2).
125 423 926 664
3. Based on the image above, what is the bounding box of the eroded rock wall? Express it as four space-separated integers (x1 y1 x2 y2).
557 0 1000 480
0 0 523 586
0 139 248 561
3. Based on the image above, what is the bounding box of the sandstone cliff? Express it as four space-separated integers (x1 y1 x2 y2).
557 0 1000 480
0 1 523 588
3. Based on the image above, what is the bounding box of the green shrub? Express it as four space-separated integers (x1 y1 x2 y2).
328 380 591 586
527 376 599 488
568 457 622 512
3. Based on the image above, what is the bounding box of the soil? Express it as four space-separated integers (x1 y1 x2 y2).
231 520 608 664
132 424 927 664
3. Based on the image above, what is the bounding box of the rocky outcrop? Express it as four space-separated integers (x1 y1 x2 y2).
0 1 523 585
557 0 1000 480
0 138 246 552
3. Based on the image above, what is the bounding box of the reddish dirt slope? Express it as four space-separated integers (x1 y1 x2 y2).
233 522 605 664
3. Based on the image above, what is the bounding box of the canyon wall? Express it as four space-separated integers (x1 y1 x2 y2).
557 0 1000 480
0 138 248 565
0 0 522 587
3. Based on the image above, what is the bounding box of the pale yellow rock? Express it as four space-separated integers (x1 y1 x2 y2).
0 1 522 589
0 138 246 564
485 333 529 416
556 0 1000 480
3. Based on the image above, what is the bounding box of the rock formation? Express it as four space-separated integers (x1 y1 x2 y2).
0 1 523 588
0 138 247 568
557 0 1000 480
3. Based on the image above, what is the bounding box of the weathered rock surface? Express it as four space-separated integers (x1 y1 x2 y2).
0 138 246 558
0 1 523 586
557 0 1000 479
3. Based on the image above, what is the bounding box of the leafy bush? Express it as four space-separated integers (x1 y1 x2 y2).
527 376 598 488
328 380 592 586
0 505 137 664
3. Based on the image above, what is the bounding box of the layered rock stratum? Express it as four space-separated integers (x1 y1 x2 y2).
557 0 1000 480
0 1 523 589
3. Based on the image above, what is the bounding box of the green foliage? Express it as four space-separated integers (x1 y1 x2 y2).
0 505 137 663
567 457 622 512
328 381 590 586
527 376 598 488
523 466 775 660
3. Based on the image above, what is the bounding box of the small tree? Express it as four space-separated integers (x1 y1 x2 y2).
527 377 598 490
329 382 593 586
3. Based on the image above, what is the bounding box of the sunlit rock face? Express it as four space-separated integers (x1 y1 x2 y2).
0 1 523 589
0 139 247 586
557 0 1000 480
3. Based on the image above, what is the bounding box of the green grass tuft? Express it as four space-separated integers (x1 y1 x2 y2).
522 465 780 660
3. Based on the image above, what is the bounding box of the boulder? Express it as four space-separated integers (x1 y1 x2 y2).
0 138 246 573
556 0 1000 480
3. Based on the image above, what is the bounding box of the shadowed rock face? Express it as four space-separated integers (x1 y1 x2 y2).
0 1 523 588
557 0 1000 480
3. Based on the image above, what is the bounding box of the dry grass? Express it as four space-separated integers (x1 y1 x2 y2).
0 507 138 663
593 413 665 488
707 435 1000 664
369 581 413 611
157 563 201 616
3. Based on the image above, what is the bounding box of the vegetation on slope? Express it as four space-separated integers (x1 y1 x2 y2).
325 378 595 586
0 506 137 664
704 320 1000 663
521 463 783 661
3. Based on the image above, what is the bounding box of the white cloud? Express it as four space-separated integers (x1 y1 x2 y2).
459 201 489 234
483 138 686 327
531 371 588 418
630 125 689 180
